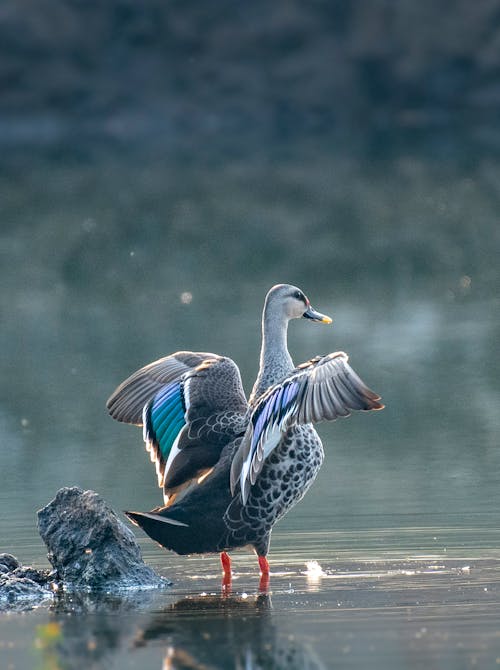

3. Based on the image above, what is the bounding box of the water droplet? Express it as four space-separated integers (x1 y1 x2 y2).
459 275 472 293
82 218 96 233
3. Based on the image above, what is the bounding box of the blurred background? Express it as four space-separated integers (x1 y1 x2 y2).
1 0 499 558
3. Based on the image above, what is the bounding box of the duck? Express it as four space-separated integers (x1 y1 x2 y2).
106 284 383 587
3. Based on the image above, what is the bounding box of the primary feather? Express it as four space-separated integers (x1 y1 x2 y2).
231 352 383 503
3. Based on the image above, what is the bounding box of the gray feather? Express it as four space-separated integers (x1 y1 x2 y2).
233 351 383 500
107 351 216 424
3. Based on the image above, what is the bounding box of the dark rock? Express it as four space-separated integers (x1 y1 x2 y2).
0 553 20 571
13 565 51 585
37 487 168 591
0 553 52 610
0 571 52 611
0 487 169 610
0 554 52 610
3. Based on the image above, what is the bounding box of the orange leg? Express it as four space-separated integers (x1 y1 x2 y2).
258 555 270 592
258 555 270 575
220 552 232 591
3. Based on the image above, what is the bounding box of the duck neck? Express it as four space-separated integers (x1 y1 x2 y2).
250 305 294 404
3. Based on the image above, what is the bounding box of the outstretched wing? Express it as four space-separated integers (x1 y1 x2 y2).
231 352 384 504
134 356 248 503
106 351 216 425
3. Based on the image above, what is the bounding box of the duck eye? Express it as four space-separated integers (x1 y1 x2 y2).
294 290 305 302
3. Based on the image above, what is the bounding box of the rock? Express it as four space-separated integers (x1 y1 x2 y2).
0 575 52 610
0 487 169 609
0 565 52 611
37 487 168 591
0 553 20 571
13 565 51 585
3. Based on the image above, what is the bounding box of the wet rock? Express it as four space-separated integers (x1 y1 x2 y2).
0 565 52 611
0 487 169 609
0 576 49 610
0 553 20 571
13 565 52 586
37 487 168 591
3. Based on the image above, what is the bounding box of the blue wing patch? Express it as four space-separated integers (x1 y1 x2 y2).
149 382 186 460
250 379 300 454
143 381 187 490
237 352 384 504
239 378 301 501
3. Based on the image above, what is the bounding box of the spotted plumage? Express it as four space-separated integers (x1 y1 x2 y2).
223 425 323 557
106 283 383 580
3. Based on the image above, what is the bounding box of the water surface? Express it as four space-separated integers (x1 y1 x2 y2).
1 143 499 669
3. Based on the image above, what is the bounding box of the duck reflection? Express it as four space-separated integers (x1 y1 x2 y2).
40 590 324 670
135 592 325 670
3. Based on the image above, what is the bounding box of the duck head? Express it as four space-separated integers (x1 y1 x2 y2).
265 284 332 324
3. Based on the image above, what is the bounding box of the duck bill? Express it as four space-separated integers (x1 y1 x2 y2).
303 305 332 324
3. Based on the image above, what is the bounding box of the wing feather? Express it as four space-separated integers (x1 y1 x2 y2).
334 373 366 410
232 352 383 503
106 351 217 424
111 354 249 504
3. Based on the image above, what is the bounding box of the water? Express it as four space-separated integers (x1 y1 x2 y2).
2 531 500 669
1 140 500 668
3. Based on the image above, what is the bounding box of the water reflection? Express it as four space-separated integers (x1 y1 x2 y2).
42 590 165 669
26 546 500 670
149 594 325 670
35 590 325 670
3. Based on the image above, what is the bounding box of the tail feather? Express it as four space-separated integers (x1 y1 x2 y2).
124 508 226 556
124 509 198 555
125 510 188 527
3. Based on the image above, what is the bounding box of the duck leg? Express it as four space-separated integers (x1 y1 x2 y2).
258 555 270 592
220 551 232 591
